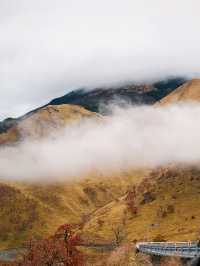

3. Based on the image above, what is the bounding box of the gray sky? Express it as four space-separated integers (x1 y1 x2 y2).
0 0 200 119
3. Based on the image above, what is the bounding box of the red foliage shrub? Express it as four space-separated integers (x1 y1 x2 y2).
125 186 138 215
7 224 85 266
126 201 138 215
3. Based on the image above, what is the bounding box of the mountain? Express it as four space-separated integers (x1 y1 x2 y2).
0 77 199 265
78 78 200 242
0 77 185 134
48 78 185 112
156 79 200 105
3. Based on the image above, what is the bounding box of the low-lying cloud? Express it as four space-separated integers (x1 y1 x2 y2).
0 0 200 119
0 103 200 181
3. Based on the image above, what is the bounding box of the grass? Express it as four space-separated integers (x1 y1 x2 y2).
80 165 200 244
0 169 146 249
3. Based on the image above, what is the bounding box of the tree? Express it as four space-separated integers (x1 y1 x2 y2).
112 226 125 246
9 224 84 266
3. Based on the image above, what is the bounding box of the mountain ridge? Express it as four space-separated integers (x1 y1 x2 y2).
48 77 185 112
0 77 185 134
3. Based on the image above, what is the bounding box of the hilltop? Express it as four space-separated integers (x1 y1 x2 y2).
0 104 98 145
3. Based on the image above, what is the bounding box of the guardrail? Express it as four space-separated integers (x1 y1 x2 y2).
136 242 200 258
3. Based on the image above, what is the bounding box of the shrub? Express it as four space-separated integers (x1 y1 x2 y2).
6 224 84 266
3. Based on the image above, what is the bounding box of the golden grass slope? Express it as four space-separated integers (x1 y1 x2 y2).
0 169 146 249
80 165 200 244
0 104 98 144
156 79 200 105
17 104 98 139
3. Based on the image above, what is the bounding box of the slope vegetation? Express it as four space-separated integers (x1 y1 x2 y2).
0 170 146 249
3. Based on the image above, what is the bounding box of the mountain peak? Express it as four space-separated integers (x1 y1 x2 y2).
0 104 98 144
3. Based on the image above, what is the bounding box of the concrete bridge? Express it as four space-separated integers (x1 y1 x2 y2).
136 242 200 258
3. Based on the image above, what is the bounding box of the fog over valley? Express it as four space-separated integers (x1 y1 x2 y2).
0 103 200 181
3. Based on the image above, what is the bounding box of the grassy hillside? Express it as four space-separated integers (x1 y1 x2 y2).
0 104 99 145
0 169 146 249
80 165 200 245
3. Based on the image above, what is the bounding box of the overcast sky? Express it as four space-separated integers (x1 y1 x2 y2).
0 0 200 119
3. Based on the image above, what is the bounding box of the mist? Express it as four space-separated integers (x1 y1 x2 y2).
0 103 200 181
1 0 200 119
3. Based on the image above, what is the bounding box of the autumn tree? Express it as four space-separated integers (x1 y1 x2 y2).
12 223 84 266
112 225 125 246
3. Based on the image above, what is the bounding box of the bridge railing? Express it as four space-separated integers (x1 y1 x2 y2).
136 242 200 258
